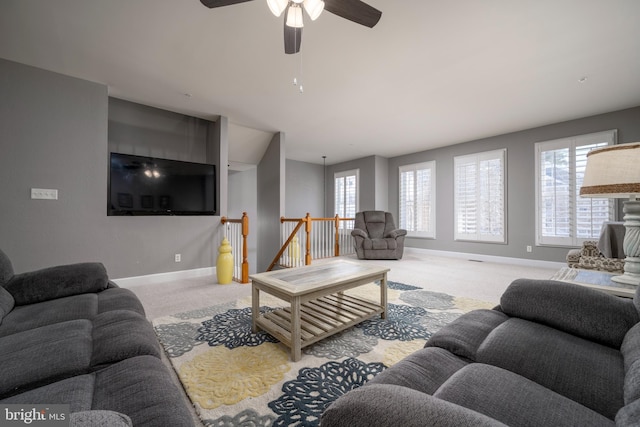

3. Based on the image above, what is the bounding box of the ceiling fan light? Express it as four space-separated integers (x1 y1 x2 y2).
267 0 288 17
303 0 324 20
286 4 304 28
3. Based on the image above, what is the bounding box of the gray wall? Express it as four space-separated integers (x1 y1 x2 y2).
0 59 226 278
388 106 640 263
1 58 108 273
228 168 258 274
325 155 389 216
257 133 286 271
326 155 379 216
286 159 324 218
374 155 389 211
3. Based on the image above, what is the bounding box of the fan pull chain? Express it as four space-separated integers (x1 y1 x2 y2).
298 50 304 93
291 26 303 94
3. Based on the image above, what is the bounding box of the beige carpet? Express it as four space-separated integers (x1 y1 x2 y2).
130 249 560 320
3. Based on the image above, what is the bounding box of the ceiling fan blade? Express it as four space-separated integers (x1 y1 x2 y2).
284 18 303 54
324 0 382 28
200 0 254 8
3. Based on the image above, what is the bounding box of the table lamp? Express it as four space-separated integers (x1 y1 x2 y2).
580 142 640 286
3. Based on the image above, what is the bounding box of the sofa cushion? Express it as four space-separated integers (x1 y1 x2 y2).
91 356 194 427
362 211 387 239
616 398 640 427
0 320 93 398
500 279 638 348
91 310 160 369
425 309 509 361
434 363 615 427
622 323 640 404
476 318 624 419
364 238 397 250
0 286 15 325
622 323 640 372
5 262 109 306
70 411 132 427
625 360 640 405
0 294 98 337
367 347 468 395
1 356 195 427
0 374 96 411
0 249 14 287
0 288 145 337
96 287 145 315
0 310 161 399
321 383 509 427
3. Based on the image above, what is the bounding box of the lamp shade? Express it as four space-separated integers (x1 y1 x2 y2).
267 0 288 17
303 0 324 20
286 4 304 28
580 142 640 198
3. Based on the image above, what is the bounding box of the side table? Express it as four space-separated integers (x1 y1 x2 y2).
553 268 636 298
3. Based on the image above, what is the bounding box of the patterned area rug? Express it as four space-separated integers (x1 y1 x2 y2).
152 282 493 427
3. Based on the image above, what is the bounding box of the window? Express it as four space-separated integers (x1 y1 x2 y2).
335 169 358 219
535 130 616 247
399 161 436 238
454 149 506 243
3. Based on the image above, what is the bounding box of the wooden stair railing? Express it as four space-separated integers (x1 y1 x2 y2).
267 213 355 271
220 212 249 283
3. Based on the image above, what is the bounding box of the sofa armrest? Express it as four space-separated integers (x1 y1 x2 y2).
4 262 110 306
70 411 132 427
351 229 368 239
385 229 407 239
500 278 639 348
321 384 508 427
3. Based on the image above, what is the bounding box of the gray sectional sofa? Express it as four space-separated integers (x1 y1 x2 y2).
321 278 640 427
0 249 194 426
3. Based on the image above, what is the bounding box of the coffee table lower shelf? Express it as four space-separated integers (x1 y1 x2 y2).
255 293 383 354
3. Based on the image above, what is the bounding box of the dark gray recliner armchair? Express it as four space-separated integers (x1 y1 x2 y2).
351 211 407 260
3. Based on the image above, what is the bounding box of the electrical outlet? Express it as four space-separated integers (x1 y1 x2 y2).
31 188 58 200
526 245 532 253
174 254 181 262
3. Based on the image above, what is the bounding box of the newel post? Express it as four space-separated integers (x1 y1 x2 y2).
334 214 340 257
305 213 312 265
241 212 249 283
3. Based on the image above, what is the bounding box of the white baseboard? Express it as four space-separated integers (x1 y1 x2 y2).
112 267 216 288
112 249 563 288
405 247 565 270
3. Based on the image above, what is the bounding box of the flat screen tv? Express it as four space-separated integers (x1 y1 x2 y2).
108 152 216 216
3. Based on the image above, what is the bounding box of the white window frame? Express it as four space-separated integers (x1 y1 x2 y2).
535 130 617 247
334 169 359 219
454 148 507 243
399 161 436 238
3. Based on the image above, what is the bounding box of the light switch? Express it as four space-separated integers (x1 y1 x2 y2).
31 188 58 200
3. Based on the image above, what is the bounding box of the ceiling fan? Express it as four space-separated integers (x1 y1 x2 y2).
200 0 382 54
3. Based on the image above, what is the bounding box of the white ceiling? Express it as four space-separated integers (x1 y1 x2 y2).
1 0 640 166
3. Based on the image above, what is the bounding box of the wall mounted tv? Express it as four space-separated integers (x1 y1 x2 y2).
108 152 216 216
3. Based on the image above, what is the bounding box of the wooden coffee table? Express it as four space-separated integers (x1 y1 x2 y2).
250 259 390 361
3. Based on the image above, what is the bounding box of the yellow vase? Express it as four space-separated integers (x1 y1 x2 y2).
288 234 300 261
216 237 233 284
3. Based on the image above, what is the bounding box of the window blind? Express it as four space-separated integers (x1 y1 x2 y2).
454 149 506 243
335 169 358 219
399 161 436 238
535 130 616 247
